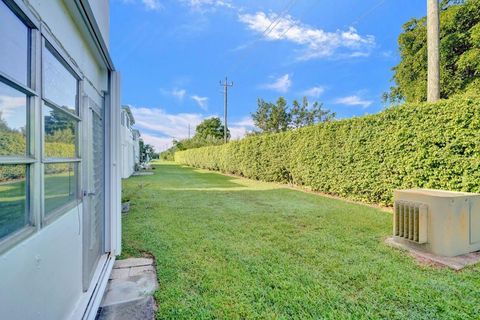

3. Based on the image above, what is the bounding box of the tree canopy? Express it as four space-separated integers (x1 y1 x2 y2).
251 97 335 134
160 117 229 160
194 117 229 141
139 139 155 163
386 0 480 103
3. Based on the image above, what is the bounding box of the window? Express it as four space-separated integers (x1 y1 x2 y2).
0 0 29 85
44 163 77 215
0 2 34 243
0 164 28 240
0 1 86 250
0 82 28 157
43 104 77 158
42 43 79 218
42 44 77 114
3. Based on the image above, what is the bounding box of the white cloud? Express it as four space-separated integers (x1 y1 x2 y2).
141 133 174 152
232 117 254 127
238 11 375 60
334 95 373 109
229 117 256 140
182 0 234 11
160 88 187 101
0 95 26 130
172 89 187 100
141 0 162 10
191 95 209 110
119 0 162 10
129 107 256 150
131 107 208 139
302 86 325 98
261 74 292 93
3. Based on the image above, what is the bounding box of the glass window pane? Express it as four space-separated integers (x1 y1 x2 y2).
43 105 76 158
44 163 77 215
0 164 28 240
0 1 29 85
0 82 27 157
43 46 77 114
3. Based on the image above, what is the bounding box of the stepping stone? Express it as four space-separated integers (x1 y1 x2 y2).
96 296 155 320
98 258 158 319
114 258 154 269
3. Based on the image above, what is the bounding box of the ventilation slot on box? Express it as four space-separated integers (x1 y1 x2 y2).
394 201 427 244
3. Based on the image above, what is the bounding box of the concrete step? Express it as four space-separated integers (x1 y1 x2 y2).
96 257 158 320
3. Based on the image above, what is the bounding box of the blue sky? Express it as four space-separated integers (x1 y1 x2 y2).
110 0 426 151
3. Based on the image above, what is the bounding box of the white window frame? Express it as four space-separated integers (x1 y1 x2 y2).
40 38 83 225
0 0 85 252
0 0 39 253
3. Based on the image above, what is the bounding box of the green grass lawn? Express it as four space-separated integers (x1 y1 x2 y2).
0 172 75 239
0 178 27 239
122 161 480 320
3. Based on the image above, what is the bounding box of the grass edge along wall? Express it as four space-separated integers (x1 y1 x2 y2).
175 94 480 206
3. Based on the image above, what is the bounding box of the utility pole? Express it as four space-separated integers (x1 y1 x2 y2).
188 124 191 139
220 77 233 143
427 0 440 102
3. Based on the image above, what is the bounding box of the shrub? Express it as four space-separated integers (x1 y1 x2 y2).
0 136 75 181
175 94 480 206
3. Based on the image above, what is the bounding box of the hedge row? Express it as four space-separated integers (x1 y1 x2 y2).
175 94 480 206
0 132 75 181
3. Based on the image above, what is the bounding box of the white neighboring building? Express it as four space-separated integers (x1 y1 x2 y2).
132 129 141 166
120 105 139 178
0 0 122 319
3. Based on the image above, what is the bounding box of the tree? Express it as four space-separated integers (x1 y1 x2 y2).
290 99 307 129
139 139 155 163
252 96 335 133
160 118 228 158
44 108 75 138
0 111 10 132
195 117 222 140
252 97 290 133
387 0 480 103
291 97 335 129
195 117 230 141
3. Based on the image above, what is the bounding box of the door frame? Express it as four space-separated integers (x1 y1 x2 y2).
81 93 108 292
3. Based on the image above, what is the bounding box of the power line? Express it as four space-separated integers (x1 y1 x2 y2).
351 0 387 26
262 0 299 38
228 0 300 74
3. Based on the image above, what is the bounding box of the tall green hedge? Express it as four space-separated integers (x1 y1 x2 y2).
0 134 75 181
175 95 480 206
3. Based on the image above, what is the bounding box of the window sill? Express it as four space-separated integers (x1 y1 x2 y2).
0 225 36 255
43 200 81 227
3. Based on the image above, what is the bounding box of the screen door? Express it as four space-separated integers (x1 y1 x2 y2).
82 96 106 291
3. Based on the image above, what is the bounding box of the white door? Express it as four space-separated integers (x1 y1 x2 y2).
82 96 106 291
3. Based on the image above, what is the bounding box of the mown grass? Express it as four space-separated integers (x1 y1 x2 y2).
122 161 480 320
0 173 75 239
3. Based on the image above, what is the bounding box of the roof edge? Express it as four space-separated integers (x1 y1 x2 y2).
73 0 115 71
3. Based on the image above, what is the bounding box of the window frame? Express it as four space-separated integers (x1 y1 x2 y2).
40 37 83 225
0 0 39 252
0 0 86 251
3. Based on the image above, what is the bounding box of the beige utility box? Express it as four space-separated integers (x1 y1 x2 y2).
393 189 480 257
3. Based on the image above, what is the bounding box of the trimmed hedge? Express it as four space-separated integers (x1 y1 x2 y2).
0 133 75 181
175 95 480 206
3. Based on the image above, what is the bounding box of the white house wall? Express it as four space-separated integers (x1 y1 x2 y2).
0 1 119 319
134 138 140 165
120 112 135 179
28 0 108 90
0 208 83 319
